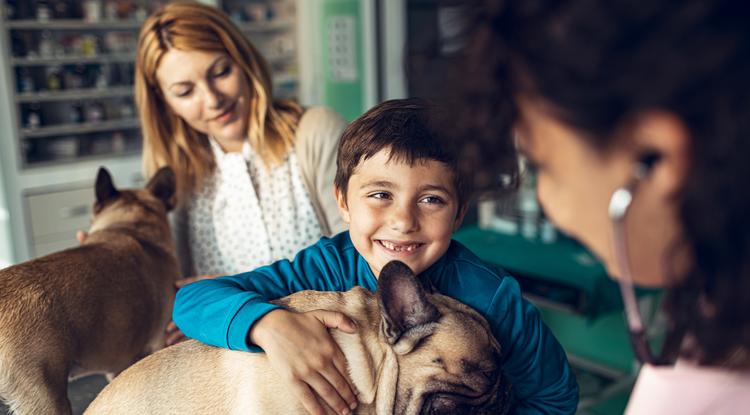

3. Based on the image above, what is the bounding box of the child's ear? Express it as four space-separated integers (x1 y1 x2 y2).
334 186 351 224
453 204 469 231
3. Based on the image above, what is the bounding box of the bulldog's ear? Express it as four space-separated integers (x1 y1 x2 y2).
146 167 176 211
95 167 119 203
377 261 440 354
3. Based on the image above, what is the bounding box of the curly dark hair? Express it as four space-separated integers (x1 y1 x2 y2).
451 0 750 367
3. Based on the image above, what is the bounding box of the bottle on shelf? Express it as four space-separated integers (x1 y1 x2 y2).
85 101 105 123
25 102 43 130
39 30 55 58
45 65 63 91
51 0 73 19
134 5 147 21
81 34 98 57
83 0 102 23
63 65 85 89
104 0 117 20
36 0 52 22
112 131 126 153
17 68 35 93
69 101 84 124
119 98 134 119
95 66 109 89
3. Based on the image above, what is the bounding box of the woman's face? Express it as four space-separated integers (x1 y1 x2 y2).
156 49 250 151
515 97 687 287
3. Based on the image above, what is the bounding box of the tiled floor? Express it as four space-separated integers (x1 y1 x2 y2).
0 375 108 415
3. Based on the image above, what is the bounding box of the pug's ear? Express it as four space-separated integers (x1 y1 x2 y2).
146 167 176 211
377 261 440 354
95 167 119 203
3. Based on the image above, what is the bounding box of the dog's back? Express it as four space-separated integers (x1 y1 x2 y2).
0 167 178 415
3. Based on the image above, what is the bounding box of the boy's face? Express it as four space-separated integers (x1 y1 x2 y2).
336 149 466 277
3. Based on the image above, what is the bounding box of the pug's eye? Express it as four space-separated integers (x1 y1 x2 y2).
432 357 444 366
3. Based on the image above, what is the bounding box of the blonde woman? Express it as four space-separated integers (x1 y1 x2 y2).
134 3 347 342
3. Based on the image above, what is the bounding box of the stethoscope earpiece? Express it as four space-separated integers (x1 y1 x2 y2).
608 154 662 366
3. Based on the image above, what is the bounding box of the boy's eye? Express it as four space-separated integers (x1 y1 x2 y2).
368 192 391 200
420 195 445 205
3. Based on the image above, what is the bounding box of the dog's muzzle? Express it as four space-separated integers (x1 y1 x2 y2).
418 374 512 415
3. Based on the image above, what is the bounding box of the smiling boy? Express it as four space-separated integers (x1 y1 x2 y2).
173 99 578 415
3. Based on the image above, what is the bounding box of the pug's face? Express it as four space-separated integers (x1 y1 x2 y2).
377 261 511 415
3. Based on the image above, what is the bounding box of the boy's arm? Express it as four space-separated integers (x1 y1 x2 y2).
173 243 341 352
489 277 579 414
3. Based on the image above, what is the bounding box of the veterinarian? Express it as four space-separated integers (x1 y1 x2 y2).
132 3 348 345
453 0 750 413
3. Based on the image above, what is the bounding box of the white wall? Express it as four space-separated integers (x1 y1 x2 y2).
0 165 13 268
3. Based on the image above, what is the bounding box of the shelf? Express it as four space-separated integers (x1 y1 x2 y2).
16 86 133 103
237 19 295 33
265 50 297 63
273 73 297 85
5 19 143 30
20 118 139 139
12 53 134 66
24 148 141 170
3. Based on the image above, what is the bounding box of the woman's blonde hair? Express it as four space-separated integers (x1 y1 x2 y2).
136 1 302 201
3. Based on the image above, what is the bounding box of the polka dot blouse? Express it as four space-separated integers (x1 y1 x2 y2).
185 138 323 276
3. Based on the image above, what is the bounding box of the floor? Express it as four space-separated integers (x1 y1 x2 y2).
0 375 108 415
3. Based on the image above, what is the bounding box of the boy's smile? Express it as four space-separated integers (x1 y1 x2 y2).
336 149 465 277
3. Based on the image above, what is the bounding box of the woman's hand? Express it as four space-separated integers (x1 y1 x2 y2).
250 309 359 415
165 274 222 346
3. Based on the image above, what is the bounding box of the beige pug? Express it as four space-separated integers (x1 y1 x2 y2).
0 167 178 415
87 260 511 415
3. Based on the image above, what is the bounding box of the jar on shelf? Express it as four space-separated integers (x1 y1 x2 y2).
95 66 109 89
83 0 102 22
47 136 79 159
45 66 63 91
119 99 134 118
134 5 147 21
112 131 126 153
81 34 98 57
39 30 55 58
104 0 117 20
36 0 52 22
245 3 269 22
85 101 105 123
51 0 73 19
69 101 84 124
17 68 35 93
25 103 43 129
63 65 85 89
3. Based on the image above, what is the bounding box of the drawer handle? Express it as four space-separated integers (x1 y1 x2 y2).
59 205 89 219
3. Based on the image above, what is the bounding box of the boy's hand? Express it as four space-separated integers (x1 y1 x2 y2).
250 309 359 415
165 274 222 346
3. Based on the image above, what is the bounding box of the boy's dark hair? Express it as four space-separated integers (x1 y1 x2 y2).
334 98 468 209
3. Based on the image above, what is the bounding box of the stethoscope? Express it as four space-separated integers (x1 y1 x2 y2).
607 156 665 366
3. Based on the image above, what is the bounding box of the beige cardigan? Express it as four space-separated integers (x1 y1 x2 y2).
172 106 348 276
293 106 348 237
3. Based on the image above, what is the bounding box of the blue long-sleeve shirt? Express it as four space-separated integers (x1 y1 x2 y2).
174 231 579 414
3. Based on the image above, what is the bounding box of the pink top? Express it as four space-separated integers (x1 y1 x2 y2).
626 360 750 414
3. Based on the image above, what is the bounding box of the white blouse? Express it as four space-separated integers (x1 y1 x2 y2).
185 138 322 276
